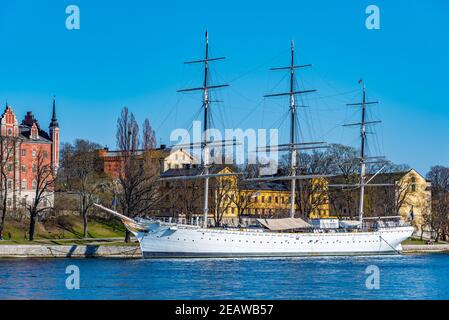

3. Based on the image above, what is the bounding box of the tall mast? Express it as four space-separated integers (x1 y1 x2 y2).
264 41 316 218
345 83 379 226
358 86 367 224
289 41 297 219
177 31 228 228
202 32 210 229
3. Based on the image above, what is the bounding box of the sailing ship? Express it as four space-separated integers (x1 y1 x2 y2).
95 32 414 258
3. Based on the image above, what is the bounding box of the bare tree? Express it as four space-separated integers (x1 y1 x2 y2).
59 139 104 238
142 118 157 150
166 178 202 221
0 136 16 239
25 147 55 241
116 107 140 154
115 107 161 242
278 151 331 219
426 166 449 241
231 183 256 220
326 144 359 219
210 173 234 226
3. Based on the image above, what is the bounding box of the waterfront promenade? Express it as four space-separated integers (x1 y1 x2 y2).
0 243 448 258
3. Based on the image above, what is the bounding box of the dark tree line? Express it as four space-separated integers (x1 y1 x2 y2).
425 166 449 241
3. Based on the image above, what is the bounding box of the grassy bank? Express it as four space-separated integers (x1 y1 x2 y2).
0 214 128 245
403 238 447 245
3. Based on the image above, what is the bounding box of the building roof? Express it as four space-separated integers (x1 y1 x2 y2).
243 181 289 192
19 124 52 142
161 165 289 192
98 146 192 159
160 165 229 177
330 169 427 184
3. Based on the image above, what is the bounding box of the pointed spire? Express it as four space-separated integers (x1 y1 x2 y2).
50 95 59 128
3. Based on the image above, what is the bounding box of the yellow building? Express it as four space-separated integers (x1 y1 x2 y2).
160 165 330 226
329 169 431 230
392 169 431 230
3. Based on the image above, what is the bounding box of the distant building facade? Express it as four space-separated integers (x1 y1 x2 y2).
329 169 431 230
0 99 59 209
160 165 330 226
96 145 196 179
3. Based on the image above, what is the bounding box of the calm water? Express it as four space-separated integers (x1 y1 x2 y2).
0 254 448 300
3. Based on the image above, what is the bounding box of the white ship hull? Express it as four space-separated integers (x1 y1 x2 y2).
133 222 414 258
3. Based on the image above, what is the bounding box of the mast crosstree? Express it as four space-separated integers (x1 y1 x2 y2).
262 41 324 218
345 84 385 225
176 31 229 228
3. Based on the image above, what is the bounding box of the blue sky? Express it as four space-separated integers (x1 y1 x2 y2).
0 0 448 175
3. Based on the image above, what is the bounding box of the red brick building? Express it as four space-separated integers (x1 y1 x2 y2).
0 99 59 209
96 146 196 179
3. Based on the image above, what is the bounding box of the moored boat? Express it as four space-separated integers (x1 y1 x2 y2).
95 32 414 258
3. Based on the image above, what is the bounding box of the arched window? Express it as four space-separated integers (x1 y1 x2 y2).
410 176 417 193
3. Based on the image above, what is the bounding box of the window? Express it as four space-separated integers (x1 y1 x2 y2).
22 149 26 156
7 163 12 172
32 149 36 158
7 198 11 207
32 164 37 173
7 180 12 190
22 165 26 173
22 179 26 189
32 180 37 190
7 128 12 136
410 176 417 192
268 196 272 203
261 196 265 203
43 151 48 158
